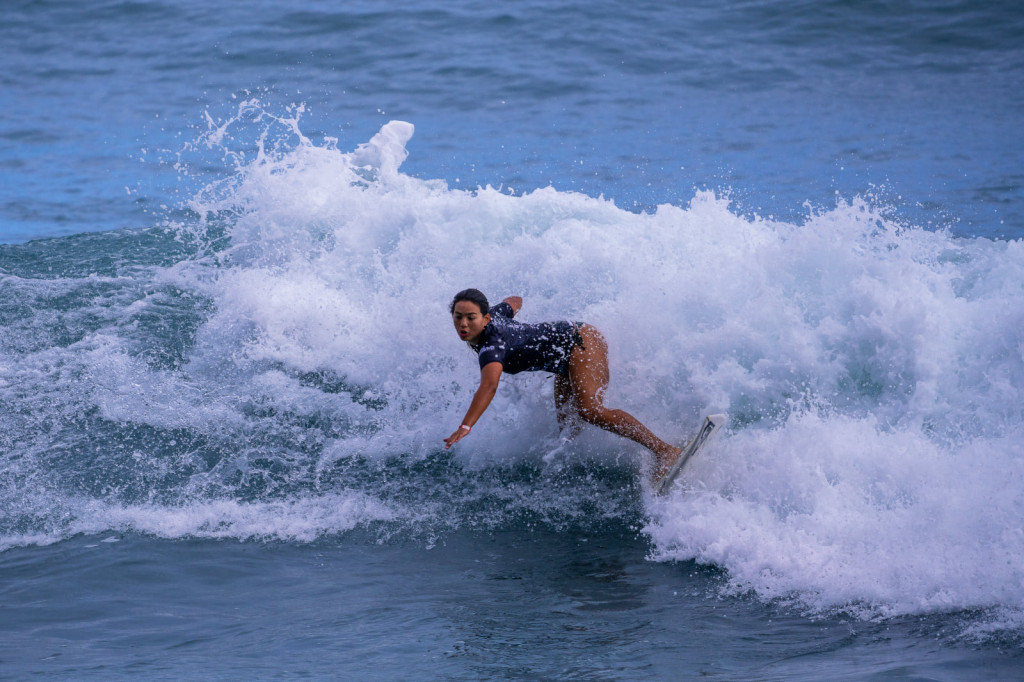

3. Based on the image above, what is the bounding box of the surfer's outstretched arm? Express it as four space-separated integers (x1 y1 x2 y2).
444 361 502 449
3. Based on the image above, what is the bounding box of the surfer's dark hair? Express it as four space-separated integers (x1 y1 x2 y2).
450 288 489 315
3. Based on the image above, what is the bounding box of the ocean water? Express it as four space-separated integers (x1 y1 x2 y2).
2 0 1024 679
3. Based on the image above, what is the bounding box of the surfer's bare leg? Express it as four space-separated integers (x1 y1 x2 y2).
567 325 681 475
554 374 583 439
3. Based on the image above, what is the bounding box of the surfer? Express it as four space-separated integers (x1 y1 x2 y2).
444 289 682 477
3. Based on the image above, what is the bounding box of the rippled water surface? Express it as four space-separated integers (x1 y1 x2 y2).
2 0 1023 678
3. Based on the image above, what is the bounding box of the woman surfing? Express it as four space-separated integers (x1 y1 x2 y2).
443 289 682 478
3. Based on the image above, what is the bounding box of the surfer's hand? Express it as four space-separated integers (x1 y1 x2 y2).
444 424 471 449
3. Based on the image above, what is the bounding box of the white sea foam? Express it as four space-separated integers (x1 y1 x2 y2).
3 109 1023 629
0 492 402 551
646 413 1024 619
176 112 1024 622
173 111 1024 618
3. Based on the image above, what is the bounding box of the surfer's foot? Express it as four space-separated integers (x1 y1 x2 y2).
652 445 683 482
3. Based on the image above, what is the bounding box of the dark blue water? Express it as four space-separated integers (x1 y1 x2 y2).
2 0 1024 678
4 531 1020 680
3 0 1022 242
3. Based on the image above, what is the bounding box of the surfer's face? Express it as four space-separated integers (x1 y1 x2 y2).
452 301 490 344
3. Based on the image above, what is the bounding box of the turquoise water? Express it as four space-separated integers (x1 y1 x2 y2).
2 0 1024 678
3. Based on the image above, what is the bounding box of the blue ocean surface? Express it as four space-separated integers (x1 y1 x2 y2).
2 0 1024 678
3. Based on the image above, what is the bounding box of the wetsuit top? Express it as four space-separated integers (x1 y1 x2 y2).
472 301 581 376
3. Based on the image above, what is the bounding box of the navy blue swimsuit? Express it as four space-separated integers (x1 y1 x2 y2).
472 302 583 376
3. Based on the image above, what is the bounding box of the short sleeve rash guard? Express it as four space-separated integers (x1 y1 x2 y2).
473 302 580 376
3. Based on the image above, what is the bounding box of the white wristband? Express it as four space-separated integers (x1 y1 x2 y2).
460 424 471 431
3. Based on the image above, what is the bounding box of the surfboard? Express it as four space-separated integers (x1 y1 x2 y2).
654 413 726 495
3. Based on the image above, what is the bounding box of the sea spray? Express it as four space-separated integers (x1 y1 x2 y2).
2 109 1023 637
176 110 1024 627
